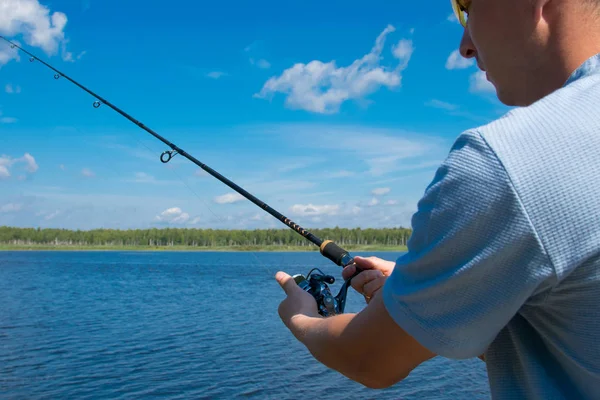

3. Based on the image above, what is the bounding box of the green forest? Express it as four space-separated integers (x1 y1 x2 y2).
0 226 412 251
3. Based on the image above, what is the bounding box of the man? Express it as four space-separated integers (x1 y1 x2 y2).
275 0 600 398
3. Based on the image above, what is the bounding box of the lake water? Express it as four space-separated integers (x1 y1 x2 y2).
0 251 490 399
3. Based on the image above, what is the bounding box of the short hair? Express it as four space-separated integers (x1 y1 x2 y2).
581 0 600 16
584 0 600 9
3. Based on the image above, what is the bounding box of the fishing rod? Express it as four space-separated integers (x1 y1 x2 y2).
1 35 365 315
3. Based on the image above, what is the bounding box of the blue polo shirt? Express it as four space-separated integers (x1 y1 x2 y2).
383 53 600 399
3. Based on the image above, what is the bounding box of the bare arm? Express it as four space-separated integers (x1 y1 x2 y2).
294 292 436 389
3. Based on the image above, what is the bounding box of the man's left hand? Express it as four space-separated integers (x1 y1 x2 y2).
275 271 320 338
274 270 436 388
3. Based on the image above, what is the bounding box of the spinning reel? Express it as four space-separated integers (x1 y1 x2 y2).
293 268 352 317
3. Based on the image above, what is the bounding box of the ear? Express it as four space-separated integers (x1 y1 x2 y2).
528 0 553 43
532 0 552 22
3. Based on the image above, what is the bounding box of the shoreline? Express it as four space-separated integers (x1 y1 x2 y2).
0 244 408 252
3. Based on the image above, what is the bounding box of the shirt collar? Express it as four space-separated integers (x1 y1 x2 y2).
563 52 600 87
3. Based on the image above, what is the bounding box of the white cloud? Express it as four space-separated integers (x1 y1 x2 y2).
207 71 227 79
5 186 418 230
5 84 21 94
99 141 158 163
391 39 413 62
368 198 379 206
425 99 458 111
446 50 474 70
289 203 340 216
423 101 490 123
245 41 271 69
254 25 413 114
0 153 38 179
81 168 94 177
256 59 271 69
275 156 325 173
371 187 390 196
61 38 73 62
194 168 209 177
0 165 9 179
250 58 270 69
246 179 315 193
155 207 190 224
132 172 154 182
1 203 22 213
44 210 60 220
123 172 180 186
0 0 70 63
0 40 20 65
21 153 38 172
334 135 430 176
264 123 447 177
448 13 458 23
325 170 356 179
469 71 495 93
214 193 245 204
1 117 18 123
250 213 264 221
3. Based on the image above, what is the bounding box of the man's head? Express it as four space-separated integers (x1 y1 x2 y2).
453 0 600 106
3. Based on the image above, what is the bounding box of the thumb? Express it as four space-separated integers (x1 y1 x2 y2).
275 271 301 295
352 255 377 269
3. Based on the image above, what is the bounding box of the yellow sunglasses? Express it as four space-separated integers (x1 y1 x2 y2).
451 0 470 27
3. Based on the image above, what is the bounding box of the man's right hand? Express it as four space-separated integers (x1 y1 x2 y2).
342 256 396 303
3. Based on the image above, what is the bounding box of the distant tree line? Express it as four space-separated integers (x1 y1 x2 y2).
0 226 413 247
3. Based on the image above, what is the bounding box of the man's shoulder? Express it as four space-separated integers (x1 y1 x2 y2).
459 75 600 282
474 73 600 150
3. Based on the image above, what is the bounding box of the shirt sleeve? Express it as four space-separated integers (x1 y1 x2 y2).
382 129 557 359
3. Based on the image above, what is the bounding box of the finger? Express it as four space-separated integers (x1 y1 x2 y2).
342 257 377 281
341 264 356 280
353 255 381 270
275 271 302 295
350 269 384 293
363 276 387 298
350 269 383 291
354 255 395 276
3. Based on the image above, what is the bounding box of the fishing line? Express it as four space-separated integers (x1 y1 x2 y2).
1 35 364 303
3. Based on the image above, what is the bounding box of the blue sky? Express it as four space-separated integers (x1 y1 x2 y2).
0 0 510 231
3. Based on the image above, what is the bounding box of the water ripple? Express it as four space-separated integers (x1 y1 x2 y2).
1 251 490 399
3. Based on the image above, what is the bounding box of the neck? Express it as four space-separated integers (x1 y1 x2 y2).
516 4 600 106
548 4 600 85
